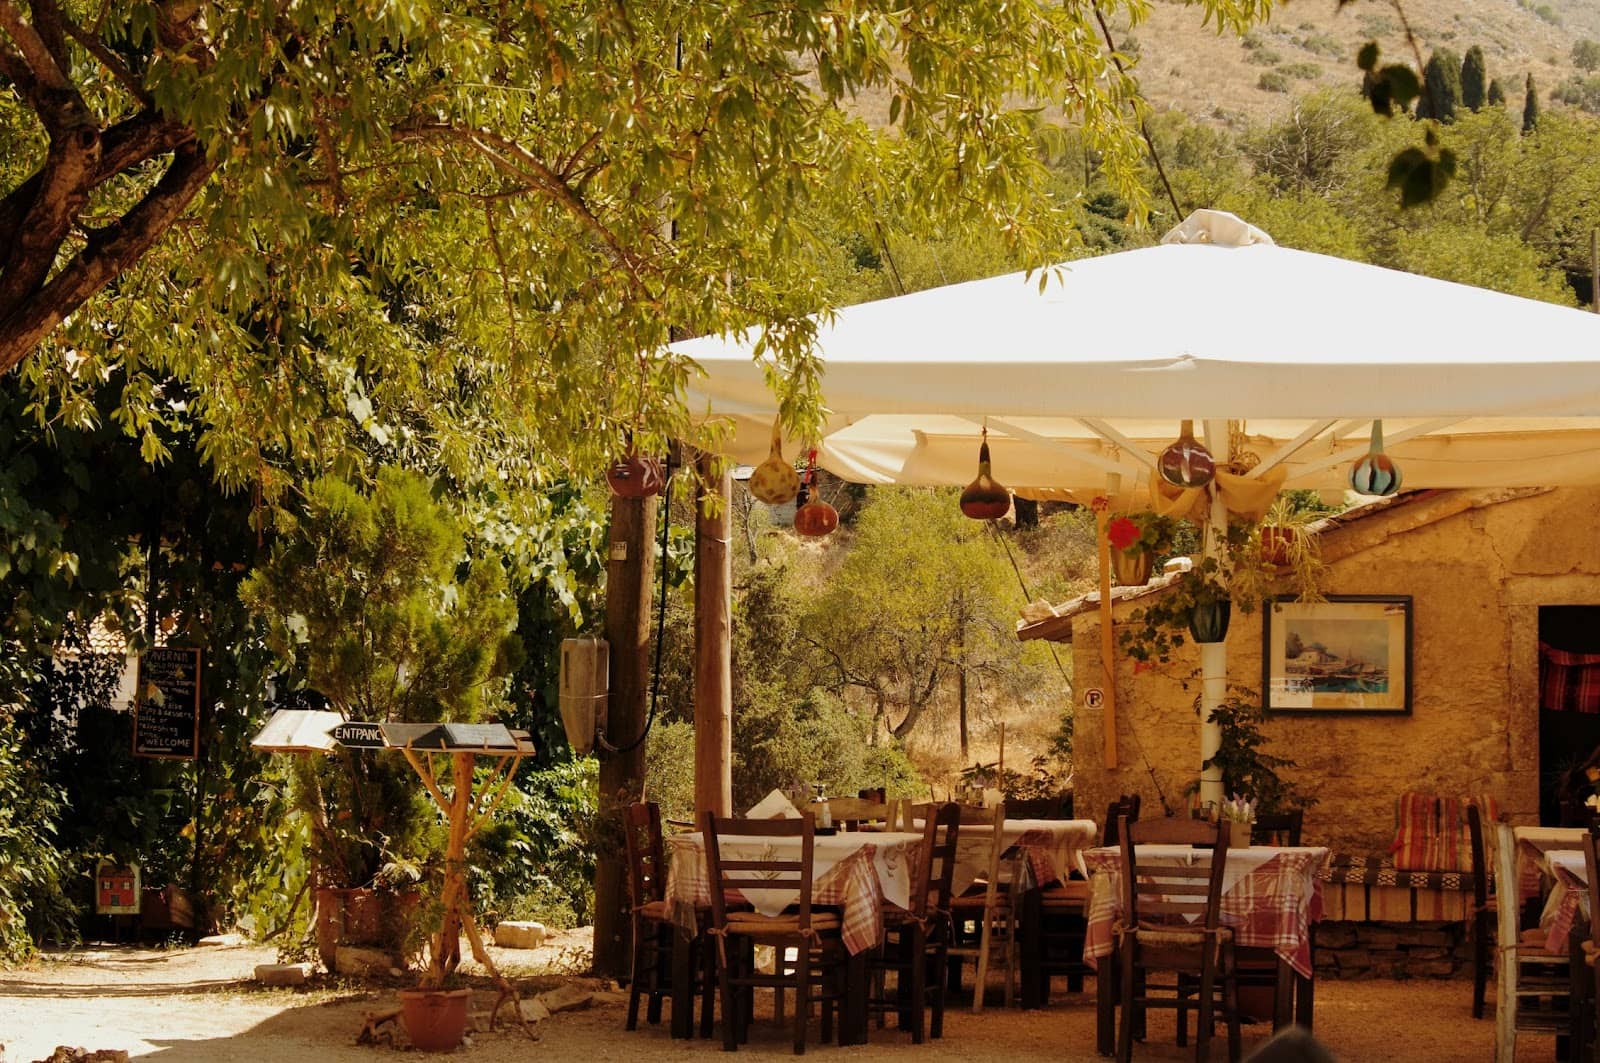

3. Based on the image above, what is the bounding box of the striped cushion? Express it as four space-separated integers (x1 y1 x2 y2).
724 911 842 936
1388 792 1501 871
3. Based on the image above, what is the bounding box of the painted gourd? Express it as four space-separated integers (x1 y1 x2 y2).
793 484 839 537
748 423 800 505
606 454 664 498
1349 421 1402 497
959 436 1011 520
1158 420 1216 489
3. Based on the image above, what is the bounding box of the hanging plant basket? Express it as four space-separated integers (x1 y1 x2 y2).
1188 598 1232 644
1112 547 1155 587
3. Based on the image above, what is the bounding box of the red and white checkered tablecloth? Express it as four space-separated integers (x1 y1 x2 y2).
664 831 922 955
947 819 1099 896
1082 845 1329 979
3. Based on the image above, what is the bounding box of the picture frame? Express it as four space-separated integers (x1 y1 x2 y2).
1262 595 1412 715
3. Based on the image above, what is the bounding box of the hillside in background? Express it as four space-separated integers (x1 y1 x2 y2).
1126 0 1600 123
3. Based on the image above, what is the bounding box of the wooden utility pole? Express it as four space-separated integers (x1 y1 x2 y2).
694 453 733 818
591 490 658 979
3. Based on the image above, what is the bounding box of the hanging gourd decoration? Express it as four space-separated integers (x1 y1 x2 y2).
606 437 665 498
1157 419 1216 489
1349 420 1403 496
793 452 839 537
959 427 1012 520
747 419 800 505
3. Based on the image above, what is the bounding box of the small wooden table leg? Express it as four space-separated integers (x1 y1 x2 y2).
1295 969 1314 1031
1096 953 1116 1056
670 926 695 1039
1274 957 1294 1031
1021 887 1043 1009
841 948 870 1046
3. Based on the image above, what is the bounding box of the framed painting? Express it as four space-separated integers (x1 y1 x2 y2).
1262 595 1412 715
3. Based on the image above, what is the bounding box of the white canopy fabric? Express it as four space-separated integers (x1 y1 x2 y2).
676 210 1600 496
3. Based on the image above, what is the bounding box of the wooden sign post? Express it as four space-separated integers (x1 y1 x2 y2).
133 647 201 760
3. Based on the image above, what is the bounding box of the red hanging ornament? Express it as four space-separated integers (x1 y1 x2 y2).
793 450 839 537
1157 419 1216 489
960 427 1011 520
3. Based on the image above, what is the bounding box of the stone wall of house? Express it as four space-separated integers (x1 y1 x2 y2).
1067 486 1600 857
1313 922 1473 979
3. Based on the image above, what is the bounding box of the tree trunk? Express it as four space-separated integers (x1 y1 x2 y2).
958 658 969 760
693 453 733 819
592 490 657 979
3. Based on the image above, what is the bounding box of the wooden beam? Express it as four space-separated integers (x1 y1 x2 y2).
1094 502 1118 771
694 452 733 819
591 487 658 979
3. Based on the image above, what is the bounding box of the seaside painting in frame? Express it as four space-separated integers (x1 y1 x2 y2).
1263 595 1412 715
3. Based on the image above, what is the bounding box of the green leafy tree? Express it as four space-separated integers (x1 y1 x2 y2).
1525 73 1542 133
1574 39 1600 73
1418 49 1464 123
805 488 1050 744
1488 79 1507 107
1461 46 1488 111
241 468 521 889
0 0 1274 488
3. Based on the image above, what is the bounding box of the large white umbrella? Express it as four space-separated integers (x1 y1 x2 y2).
674 210 1600 806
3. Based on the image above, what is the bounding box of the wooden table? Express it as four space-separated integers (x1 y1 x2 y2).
1083 844 1329 1055
662 829 923 1043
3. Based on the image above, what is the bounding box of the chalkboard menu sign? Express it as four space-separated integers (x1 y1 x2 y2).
133 647 201 760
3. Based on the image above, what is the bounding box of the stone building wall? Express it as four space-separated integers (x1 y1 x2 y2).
1067 486 1600 856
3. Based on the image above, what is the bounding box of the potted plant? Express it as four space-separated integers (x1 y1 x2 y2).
1105 512 1179 587
242 468 521 990
1256 495 1328 602
1120 557 1239 662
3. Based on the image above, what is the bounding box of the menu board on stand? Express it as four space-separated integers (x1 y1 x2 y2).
133 646 202 760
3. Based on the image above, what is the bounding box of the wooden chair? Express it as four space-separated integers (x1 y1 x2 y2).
1250 810 1304 847
1574 824 1600 1063
868 801 960 1042
1117 815 1242 1063
702 811 846 1054
1494 821 1572 1062
1103 794 1143 848
947 802 1019 1011
1466 803 1496 1021
624 802 712 1035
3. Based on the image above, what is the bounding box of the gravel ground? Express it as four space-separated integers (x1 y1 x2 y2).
0 939 1544 1062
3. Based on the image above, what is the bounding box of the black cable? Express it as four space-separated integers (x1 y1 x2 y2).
601 459 673 755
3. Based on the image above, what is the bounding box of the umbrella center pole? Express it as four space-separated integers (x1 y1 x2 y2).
1198 421 1229 812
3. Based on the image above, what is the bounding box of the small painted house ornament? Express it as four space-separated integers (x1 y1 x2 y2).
1158 420 1216 489
793 452 839 537
1349 420 1403 496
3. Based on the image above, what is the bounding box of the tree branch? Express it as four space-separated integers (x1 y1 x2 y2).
0 142 216 376
55 6 151 105
0 0 74 97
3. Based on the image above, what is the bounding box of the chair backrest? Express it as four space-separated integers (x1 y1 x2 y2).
1466 803 1490 910
1492 822 1518 953
1251 809 1304 847
1005 795 1065 820
966 802 1014 906
858 787 887 804
1102 795 1142 847
702 810 817 931
1583 824 1600 956
1122 815 1230 931
808 796 890 829
623 801 666 908
913 802 962 918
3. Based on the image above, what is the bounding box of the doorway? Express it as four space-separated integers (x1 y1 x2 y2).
1537 605 1600 825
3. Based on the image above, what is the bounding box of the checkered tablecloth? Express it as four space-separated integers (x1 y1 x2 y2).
948 818 1099 896
664 830 922 955
1082 845 1330 979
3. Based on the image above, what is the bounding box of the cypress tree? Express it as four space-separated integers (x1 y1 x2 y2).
1421 49 1464 123
1461 46 1487 111
1488 78 1506 107
1523 73 1540 133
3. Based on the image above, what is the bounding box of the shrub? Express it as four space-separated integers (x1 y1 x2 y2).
0 709 71 961
1299 33 1344 59
477 756 599 929
1280 62 1323 80
1246 48 1283 66
1575 39 1600 72
1258 71 1291 93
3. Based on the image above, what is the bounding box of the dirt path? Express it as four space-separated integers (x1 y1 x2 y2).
0 941 1547 1062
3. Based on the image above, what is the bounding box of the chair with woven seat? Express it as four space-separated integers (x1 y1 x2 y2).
868 801 960 1042
1250 810 1304 847
1006 795 1066 819
947 802 1019 1011
1116 815 1242 1063
1103 794 1143 848
1029 796 1140 1007
1494 821 1573 1061
1573 824 1600 1063
624 801 712 1035
1466 803 1497 1021
702 811 847 1054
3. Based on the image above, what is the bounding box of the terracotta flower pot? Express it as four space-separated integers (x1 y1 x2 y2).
1111 547 1154 587
1260 526 1295 566
400 987 472 1052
